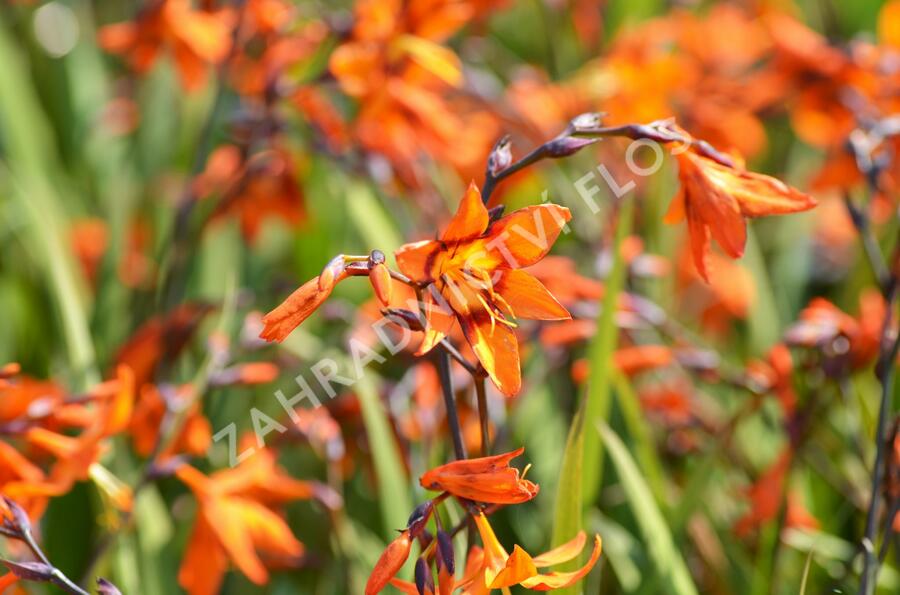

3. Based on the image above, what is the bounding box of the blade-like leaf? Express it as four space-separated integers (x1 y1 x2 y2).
598 422 699 595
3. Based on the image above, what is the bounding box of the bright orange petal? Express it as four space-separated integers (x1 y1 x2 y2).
459 311 521 397
442 182 489 242
520 535 602 590
530 531 587 567
488 204 571 269
494 269 570 321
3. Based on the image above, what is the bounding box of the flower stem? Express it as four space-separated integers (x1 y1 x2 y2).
436 347 467 460
475 375 490 456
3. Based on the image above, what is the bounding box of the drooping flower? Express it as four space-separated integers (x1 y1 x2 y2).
665 150 817 281
419 447 539 504
395 182 571 395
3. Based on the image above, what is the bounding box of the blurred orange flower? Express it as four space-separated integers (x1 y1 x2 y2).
99 0 234 91
176 447 337 595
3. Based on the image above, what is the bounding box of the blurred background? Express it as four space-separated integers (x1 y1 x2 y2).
0 0 898 594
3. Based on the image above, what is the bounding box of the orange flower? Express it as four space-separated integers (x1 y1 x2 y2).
665 150 816 281
175 447 338 595
785 289 886 370
458 512 602 591
99 0 233 91
114 303 213 387
734 448 818 537
395 182 571 395
197 145 307 242
420 447 538 504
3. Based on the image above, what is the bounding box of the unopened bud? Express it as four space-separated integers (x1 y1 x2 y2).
415 558 435 595
369 263 393 306
3 560 54 583
546 136 599 158
436 529 455 575
382 308 425 332
568 112 606 133
487 136 512 177
406 501 434 538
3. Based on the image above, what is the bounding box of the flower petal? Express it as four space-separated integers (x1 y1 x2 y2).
488 204 571 269
458 309 521 397
519 535 602 590
495 270 570 321
530 531 586 568
442 182 489 242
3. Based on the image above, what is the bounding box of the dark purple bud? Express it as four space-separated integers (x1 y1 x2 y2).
415 557 435 595
436 530 455 575
487 136 512 177
487 205 506 224
2 560 54 582
97 578 124 595
382 308 425 332
406 501 434 538
546 136 599 158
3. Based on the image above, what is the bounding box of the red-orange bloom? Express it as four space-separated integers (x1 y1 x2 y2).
395 182 571 395
665 150 817 281
419 447 538 504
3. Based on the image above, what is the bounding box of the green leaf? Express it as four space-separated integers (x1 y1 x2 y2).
0 20 97 389
550 395 586 595
355 373 412 539
598 422 699 595
582 197 634 505
613 371 667 505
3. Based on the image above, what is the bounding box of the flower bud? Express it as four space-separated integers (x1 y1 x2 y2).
546 136 599 158
487 136 512 177
406 500 434 538
415 558 435 595
369 263 393 306
436 529 455 575
365 530 413 595
382 308 425 332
